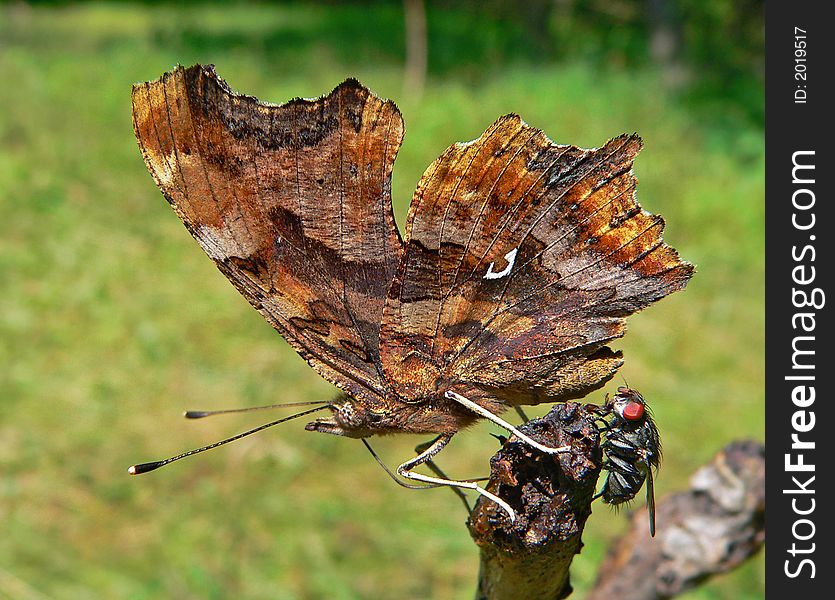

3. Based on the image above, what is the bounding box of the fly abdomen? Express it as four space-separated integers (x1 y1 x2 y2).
601 469 645 505
605 453 643 478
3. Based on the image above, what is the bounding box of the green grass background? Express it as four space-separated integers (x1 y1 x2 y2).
1 2 763 598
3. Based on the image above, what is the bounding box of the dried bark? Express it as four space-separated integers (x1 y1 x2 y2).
469 407 764 600
468 403 602 600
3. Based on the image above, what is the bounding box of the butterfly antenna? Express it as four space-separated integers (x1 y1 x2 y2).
184 400 331 419
128 405 330 475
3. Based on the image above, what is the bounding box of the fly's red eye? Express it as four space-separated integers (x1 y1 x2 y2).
623 401 644 421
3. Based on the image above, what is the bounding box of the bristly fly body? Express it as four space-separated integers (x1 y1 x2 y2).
591 387 661 536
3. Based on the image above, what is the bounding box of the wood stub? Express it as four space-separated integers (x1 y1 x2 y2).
468 403 602 600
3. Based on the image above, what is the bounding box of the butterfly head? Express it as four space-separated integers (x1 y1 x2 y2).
304 394 391 438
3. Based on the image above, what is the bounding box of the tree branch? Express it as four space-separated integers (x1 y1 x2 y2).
468 403 601 600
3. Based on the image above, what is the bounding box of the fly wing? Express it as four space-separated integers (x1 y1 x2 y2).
646 464 656 537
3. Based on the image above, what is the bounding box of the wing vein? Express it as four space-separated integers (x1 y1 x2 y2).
453 146 571 297
446 139 633 366
173 73 246 258
431 125 533 361
479 215 663 334
493 137 633 306
430 123 509 356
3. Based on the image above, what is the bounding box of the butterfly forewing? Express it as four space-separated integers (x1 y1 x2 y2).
132 65 404 404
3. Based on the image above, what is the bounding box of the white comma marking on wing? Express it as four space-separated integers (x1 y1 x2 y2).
483 247 519 280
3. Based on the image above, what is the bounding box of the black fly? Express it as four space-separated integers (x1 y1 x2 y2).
592 387 662 536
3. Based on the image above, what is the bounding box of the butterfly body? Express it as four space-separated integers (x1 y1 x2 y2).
132 64 692 444
304 390 487 437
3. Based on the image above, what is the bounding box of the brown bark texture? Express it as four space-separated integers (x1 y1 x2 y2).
468 402 602 600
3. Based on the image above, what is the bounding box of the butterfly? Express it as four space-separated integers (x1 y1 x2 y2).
130 64 693 519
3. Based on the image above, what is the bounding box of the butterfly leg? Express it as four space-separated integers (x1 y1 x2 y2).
397 433 517 521
361 438 439 490
414 437 473 513
362 436 483 514
445 391 570 455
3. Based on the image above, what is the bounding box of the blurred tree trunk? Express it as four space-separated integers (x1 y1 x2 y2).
404 0 427 99
647 0 689 88
516 0 554 56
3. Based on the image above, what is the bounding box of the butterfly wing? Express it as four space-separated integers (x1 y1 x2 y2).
381 115 693 404
132 65 404 404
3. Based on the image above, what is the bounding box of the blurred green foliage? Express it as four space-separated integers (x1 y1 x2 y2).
1 2 763 599
20 0 765 124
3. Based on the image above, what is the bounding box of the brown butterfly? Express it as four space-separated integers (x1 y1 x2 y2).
130 64 693 519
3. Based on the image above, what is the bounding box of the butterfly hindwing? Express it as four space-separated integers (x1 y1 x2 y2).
381 115 693 404
132 65 404 404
